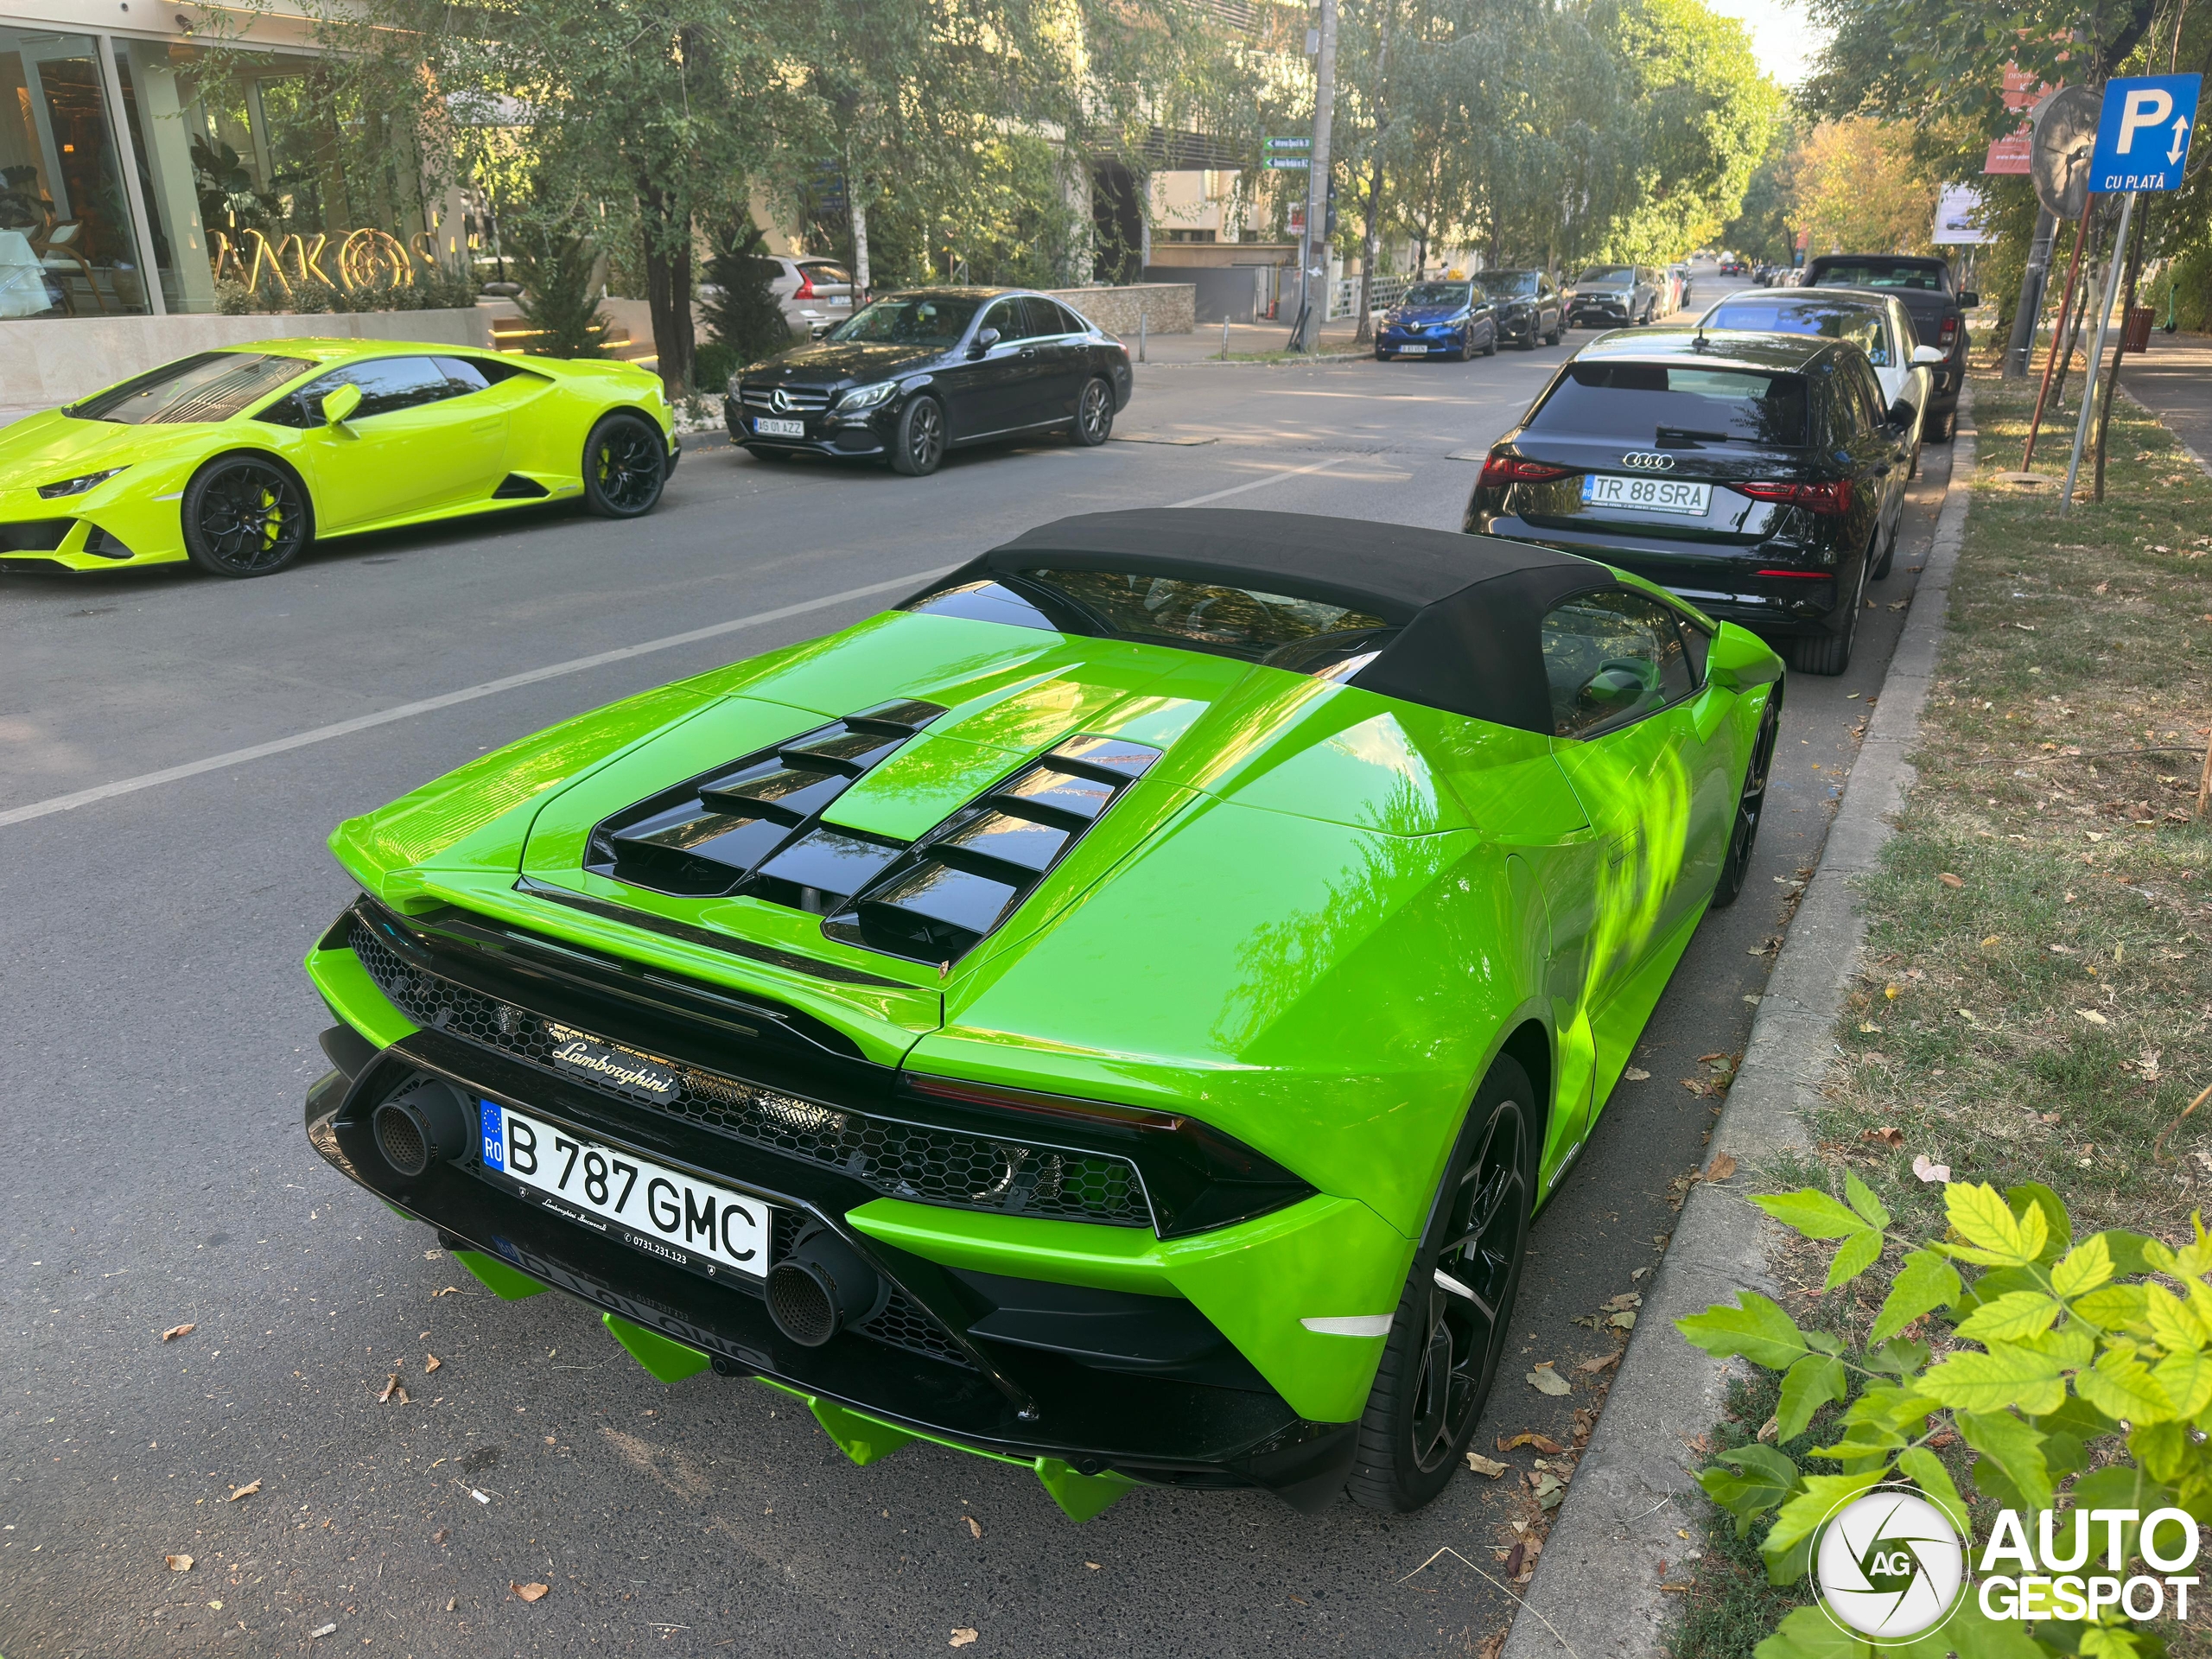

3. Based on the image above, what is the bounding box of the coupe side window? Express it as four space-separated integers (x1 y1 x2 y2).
276 356 457 426
1541 590 1696 738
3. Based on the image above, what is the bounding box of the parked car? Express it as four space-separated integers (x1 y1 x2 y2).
1694 288 1944 477
1375 279 1497 359
1471 270 1564 347
0 341 674 579
726 288 1132 477
1667 264 1694 310
770 255 857 335
1801 256 1976 441
1462 327 1914 676
302 506 1781 1520
1567 266 1661 329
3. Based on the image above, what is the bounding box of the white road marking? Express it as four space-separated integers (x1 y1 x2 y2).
4 450 1367 827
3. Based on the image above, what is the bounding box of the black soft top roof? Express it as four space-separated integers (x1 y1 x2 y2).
930 509 1624 735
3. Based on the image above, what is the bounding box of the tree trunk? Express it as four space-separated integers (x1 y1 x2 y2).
2091 200 2151 503
850 183 872 300
638 178 695 398
1355 160 1382 343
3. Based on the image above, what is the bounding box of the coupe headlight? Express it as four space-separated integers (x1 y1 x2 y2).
836 380 898 411
38 467 127 499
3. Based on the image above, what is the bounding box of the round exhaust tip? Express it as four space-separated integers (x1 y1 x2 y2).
368 1076 468 1180
765 1228 889 1348
372 1100 432 1177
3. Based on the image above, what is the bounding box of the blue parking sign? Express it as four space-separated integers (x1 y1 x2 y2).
2090 73 2201 192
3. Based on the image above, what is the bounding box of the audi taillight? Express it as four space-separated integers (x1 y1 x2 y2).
1478 454 1572 489
793 270 817 300
1736 479 1853 516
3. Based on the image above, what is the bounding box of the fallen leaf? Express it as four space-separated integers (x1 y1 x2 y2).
1861 1127 1904 1147
1526 1362 1573 1396
378 1375 400 1403
1500 1432 1566 1454
1859 1021 1883 1033
1884 983 1899 999
393 1385 410 1405
432 1529 448 1545
1577 1351 1623 1375
1084 1561 1101 1570
226 1480 259 1502
1937 872 1964 888
165 1554 193 1572
1758 1416 1780 1443
431 1287 461 1299
160 1323 195 1342
2077 1008 2109 1026
1624 1066 1651 1082
512 1581 549 1603
1466 1452 1510 1477
1503 1542 1528 1578
1611 1310 1638 1329
1705 1152 1737 1182
1911 1154 1951 1184
425 1354 442 1374
207 1599 223 1610
950 1632 978 1649
1980 935 2000 948
965 1515 982 1540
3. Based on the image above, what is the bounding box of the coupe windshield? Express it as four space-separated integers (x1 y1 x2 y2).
1813 260 1946 292
1708 302 1891 365
1577 267 1632 287
1020 569 1392 666
68 352 312 425
828 296 981 346
1527 361 1809 447
1399 283 1472 309
1472 272 1540 298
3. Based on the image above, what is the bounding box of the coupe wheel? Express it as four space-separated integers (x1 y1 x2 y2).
1072 378 1115 446
1348 1057 1535 1513
890 396 945 477
181 454 312 577
1711 702 1780 908
582 412 667 518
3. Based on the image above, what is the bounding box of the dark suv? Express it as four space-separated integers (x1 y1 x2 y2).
1567 266 1661 329
1802 256 1976 441
1462 328 1915 676
1471 270 1564 347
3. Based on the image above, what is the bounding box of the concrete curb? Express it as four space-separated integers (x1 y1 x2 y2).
1499 396 1980 1659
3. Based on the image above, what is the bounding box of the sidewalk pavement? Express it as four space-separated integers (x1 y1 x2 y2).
2119 331 2212 473
1114 316 1368 364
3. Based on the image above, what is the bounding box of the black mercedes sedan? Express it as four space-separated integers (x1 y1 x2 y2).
726 288 1135 477
1462 328 1913 675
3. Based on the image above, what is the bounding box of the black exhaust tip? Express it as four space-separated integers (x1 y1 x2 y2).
371 1076 470 1179
765 1227 889 1347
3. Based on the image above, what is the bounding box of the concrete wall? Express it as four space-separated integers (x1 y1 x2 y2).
1046 283 1195 337
0 308 494 411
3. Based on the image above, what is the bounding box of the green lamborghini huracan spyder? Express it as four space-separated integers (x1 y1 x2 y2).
301 510 1784 1519
0 340 675 578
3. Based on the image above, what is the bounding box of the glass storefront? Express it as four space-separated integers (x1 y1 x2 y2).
0 25 155 316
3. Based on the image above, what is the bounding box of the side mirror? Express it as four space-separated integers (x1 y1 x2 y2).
1957 290 1980 308
320 383 362 426
969 327 1001 357
1910 344 1945 367
1887 397 1916 430
1704 620 1785 693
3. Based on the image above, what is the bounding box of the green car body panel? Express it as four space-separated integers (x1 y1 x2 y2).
304 525 1781 1511
0 338 672 573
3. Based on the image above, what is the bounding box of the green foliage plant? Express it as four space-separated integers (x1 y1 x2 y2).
1678 1174 2212 1656
508 224 611 359
700 219 794 376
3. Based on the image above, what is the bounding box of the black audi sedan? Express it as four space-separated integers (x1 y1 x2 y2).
726 288 1135 477
1463 328 1913 675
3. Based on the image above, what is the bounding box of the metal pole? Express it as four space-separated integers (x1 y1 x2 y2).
2062 191 2136 512
2024 201 2093 472
1138 308 1147 365
2004 207 2056 378
1297 0 1338 353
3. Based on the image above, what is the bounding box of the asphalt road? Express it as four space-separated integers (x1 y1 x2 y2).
1 268 1955 1657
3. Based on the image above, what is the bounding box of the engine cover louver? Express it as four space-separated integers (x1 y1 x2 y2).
822 734 1160 968
585 700 946 899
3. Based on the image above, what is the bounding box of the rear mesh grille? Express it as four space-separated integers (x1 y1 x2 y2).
349 916 1151 1230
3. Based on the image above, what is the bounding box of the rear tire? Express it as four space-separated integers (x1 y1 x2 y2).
1789 552 1868 676
1071 377 1114 447
1926 408 1955 443
181 453 313 577
1871 509 1899 582
582 412 667 518
1348 1057 1536 1514
890 396 945 476
1711 702 1780 909
1482 327 1497 357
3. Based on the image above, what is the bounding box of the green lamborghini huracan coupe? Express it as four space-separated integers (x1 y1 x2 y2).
301 511 1784 1519
0 340 675 578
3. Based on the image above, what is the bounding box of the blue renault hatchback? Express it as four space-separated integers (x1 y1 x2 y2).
1374 280 1497 360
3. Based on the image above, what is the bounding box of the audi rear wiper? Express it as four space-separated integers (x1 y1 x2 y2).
1656 426 1735 448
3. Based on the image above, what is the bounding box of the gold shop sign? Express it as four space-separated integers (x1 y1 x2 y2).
210 227 443 296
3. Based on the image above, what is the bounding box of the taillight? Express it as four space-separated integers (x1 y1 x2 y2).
1736 479 1853 516
1938 316 1958 348
793 270 816 299
1478 454 1572 489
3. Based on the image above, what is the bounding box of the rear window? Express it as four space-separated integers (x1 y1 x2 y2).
1526 360 1809 447
68 351 311 424
1812 260 1946 292
1707 302 1891 365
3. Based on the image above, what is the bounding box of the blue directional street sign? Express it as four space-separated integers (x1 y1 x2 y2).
2089 73 2201 192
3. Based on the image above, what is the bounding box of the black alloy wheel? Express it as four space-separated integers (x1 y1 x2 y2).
1348 1057 1535 1512
1072 377 1115 446
181 454 312 577
890 395 945 477
1711 701 1780 908
582 412 667 518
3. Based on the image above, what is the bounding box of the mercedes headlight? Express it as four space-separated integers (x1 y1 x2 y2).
38 467 127 499
836 380 899 411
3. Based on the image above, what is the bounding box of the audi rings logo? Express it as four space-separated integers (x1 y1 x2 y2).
771 388 795 413
1620 451 1675 470
1813 1486 1967 1642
